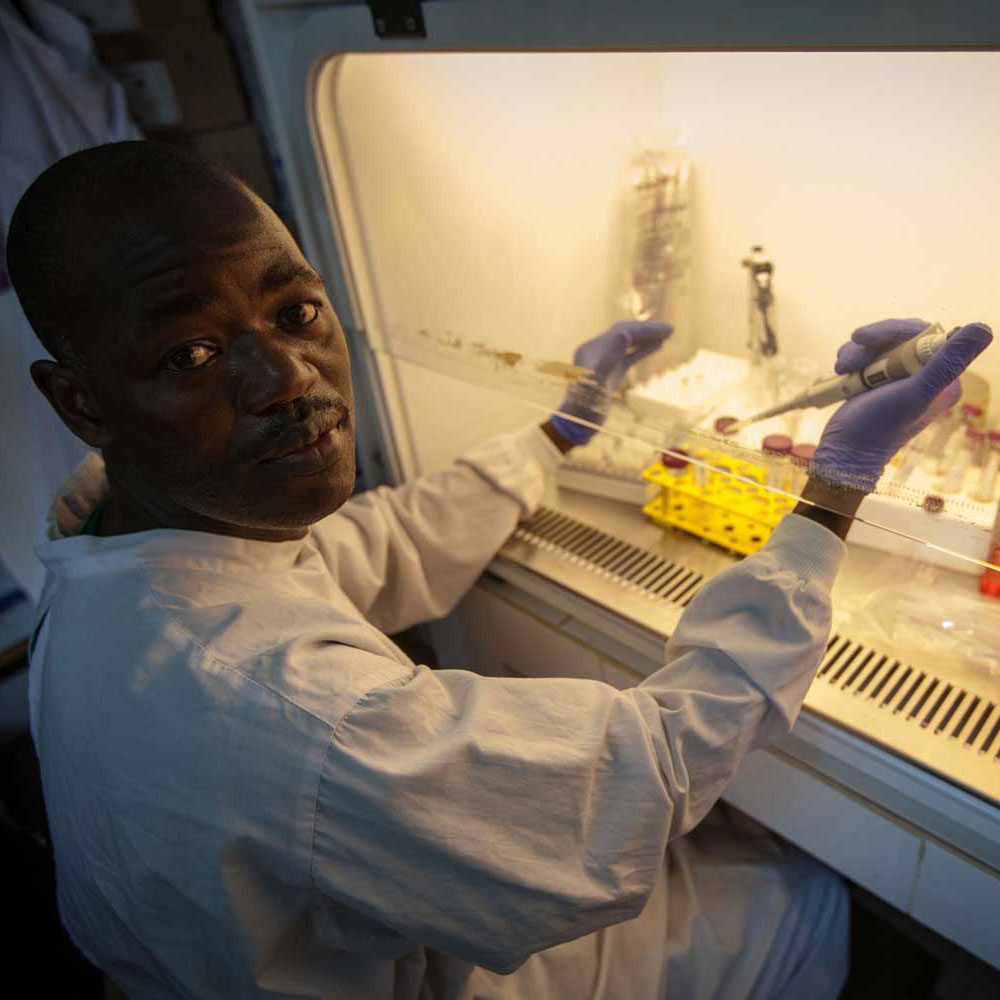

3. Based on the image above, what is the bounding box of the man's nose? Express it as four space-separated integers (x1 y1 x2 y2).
239 333 320 414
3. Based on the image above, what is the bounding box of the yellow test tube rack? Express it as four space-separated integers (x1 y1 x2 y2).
643 448 796 556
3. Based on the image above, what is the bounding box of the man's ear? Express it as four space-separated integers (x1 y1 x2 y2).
30 360 112 449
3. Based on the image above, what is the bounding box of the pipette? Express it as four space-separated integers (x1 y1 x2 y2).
734 323 952 430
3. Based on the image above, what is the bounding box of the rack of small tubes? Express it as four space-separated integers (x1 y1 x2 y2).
642 446 805 556
625 354 999 515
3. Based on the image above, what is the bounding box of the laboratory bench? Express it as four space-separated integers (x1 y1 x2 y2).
445 487 1000 971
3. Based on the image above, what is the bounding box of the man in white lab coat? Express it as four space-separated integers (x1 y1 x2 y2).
7 141 992 1000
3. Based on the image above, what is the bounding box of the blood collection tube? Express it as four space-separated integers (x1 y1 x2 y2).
973 430 1000 503
981 499 1000 598
667 446 708 489
762 434 792 455
891 426 930 487
968 426 989 485
762 434 793 490
790 443 816 490
942 426 983 495
922 407 958 475
962 401 985 428
660 449 690 477
932 403 979 476
791 443 817 467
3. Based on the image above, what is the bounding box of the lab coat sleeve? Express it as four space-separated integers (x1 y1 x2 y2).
310 424 563 634
310 513 844 973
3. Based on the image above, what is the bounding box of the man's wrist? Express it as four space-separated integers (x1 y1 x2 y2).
541 420 577 455
792 477 866 541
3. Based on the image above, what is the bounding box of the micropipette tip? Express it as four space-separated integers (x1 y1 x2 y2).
733 409 775 431
740 394 806 428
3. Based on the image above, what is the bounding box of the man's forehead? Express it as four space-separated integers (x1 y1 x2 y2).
132 237 318 296
105 233 324 354
123 199 291 273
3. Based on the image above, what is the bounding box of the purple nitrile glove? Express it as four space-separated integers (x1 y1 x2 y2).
812 319 993 492
550 320 673 446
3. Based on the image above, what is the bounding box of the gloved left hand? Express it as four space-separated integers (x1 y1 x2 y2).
550 321 673 446
812 318 993 492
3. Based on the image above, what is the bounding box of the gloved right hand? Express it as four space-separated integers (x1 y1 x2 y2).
812 319 993 492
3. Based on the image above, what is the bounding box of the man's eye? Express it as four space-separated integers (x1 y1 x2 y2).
280 302 321 327
165 344 218 372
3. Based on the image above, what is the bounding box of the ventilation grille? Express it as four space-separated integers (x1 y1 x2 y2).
514 507 1000 769
818 634 1000 759
514 506 705 607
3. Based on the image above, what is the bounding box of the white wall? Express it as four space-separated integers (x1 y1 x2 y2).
335 54 670 474
333 52 999 474
661 52 1000 389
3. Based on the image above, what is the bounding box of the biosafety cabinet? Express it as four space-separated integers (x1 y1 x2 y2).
238 0 1000 968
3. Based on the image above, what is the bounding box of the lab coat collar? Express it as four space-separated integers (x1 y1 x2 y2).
36 453 310 577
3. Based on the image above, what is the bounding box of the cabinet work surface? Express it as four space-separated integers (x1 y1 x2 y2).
458 488 1000 969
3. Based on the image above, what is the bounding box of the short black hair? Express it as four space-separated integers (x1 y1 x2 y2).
6 141 248 369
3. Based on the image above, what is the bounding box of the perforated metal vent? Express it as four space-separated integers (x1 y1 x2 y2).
514 506 705 606
503 505 1000 805
516 508 999 762
818 634 1000 759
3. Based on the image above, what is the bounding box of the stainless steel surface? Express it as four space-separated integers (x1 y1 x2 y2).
497 488 1000 814
502 487 736 639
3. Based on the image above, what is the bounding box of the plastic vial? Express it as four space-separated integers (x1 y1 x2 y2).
664 446 707 488
931 403 980 476
762 434 793 491
660 449 690 476
967 427 988 494
981 499 1000 598
892 445 922 486
762 434 792 453
790 443 817 467
962 402 985 428
694 459 710 490
942 426 983 495
923 407 958 475
892 425 932 487
973 430 1000 503
790 442 816 491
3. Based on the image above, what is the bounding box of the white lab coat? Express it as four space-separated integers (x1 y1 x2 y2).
30 425 848 1000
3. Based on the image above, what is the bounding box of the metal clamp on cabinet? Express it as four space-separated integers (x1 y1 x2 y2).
366 1 426 39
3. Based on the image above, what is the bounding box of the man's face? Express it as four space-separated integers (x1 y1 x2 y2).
84 189 355 539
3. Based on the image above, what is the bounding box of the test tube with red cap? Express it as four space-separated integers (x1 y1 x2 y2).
967 427 990 493
664 446 708 489
962 401 985 427
790 443 817 468
942 426 984 495
973 430 1000 503
660 448 690 478
790 443 816 490
980 500 1000 598
923 407 958 475
762 434 793 490
892 425 931 487
931 403 982 476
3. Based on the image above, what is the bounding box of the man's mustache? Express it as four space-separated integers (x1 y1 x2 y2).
241 396 350 460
